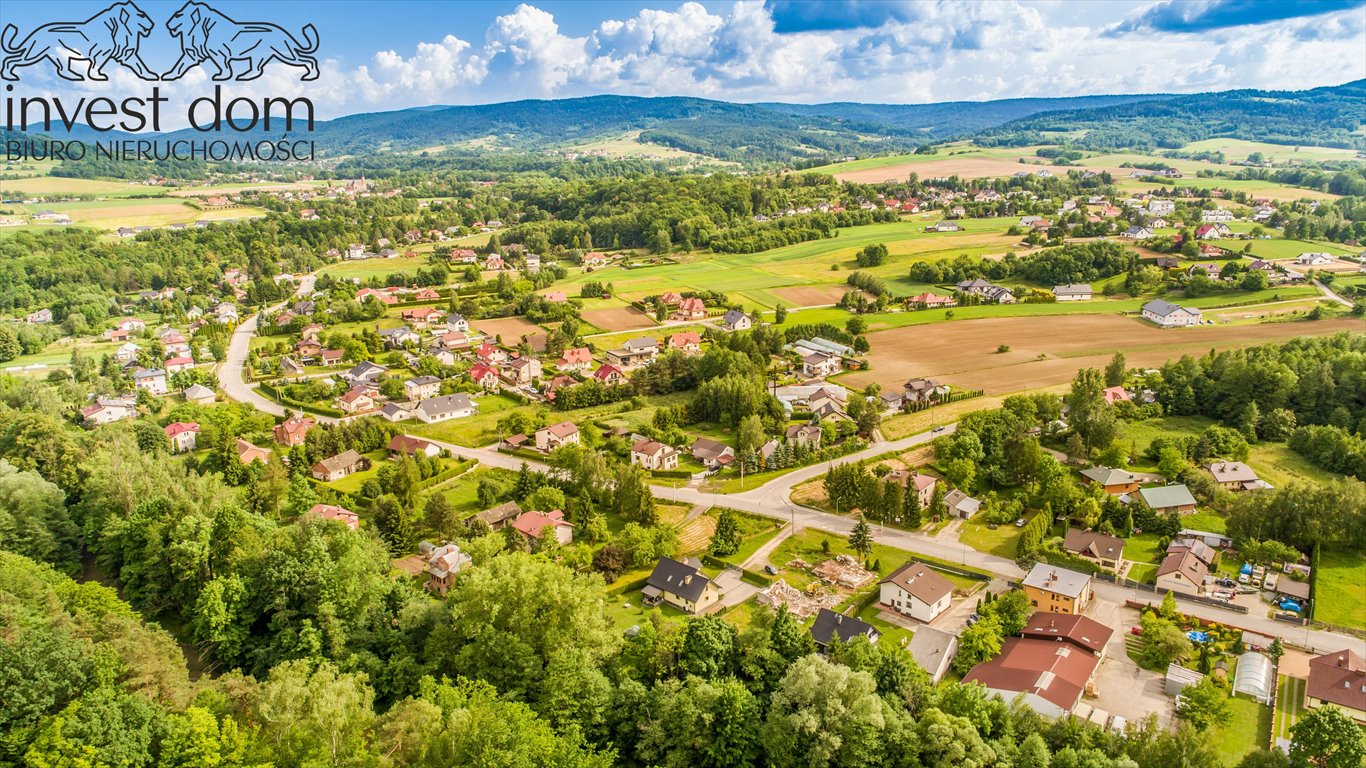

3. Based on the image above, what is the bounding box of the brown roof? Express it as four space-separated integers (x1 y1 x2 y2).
388 434 435 455
1062 529 1126 561
1307 650 1366 712
1157 549 1208 583
511 509 571 539
1019 611 1114 655
885 470 936 492
879 561 954 607
540 421 578 439
632 439 673 457
313 449 366 475
476 500 522 526
963 636 1101 712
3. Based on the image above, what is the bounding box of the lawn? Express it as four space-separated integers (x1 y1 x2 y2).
708 509 787 567
1312 549 1366 629
605 586 689 632
1121 415 1339 489
325 450 389 494
957 518 1022 559
856 602 915 648
769 528 988 592
435 466 519 517
1272 675 1305 743
1210 694 1273 766
317 258 425 280
402 391 604 447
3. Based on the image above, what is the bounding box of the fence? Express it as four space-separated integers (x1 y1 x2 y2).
903 388 985 413
258 382 345 418
1100 572 1249 614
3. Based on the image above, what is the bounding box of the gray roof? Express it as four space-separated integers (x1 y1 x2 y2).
1022 563 1091 599
944 489 981 516
906 626 958 681
1052 284 1093 296
417 393 473 418
183 384 215 399
810 608 879 648
408 375 441 387
476 500 522 526
1139 484 1198 510
1142 299 1199 318
646 556 713 602
1080 466 1138 486
622 336 658 351
722 309 749 325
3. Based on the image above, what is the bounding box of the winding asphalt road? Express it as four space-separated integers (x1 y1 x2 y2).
217 274 1363 655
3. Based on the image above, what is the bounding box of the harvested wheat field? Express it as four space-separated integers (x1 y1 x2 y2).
773 285 849 306
474 317 548 351
836 157 1075 184
841 314 1363 394
581 306 657 332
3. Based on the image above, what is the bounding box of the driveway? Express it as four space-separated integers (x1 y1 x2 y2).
711 569 759 612
1085 601 1173 726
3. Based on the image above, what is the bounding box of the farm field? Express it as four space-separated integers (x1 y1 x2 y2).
581 306 657 332
316 258 427 280
566 130 712 161
1179 138 1363 163
0 175 149 196
1312 550 1366 630
8 197 266 230
473 316 547 350
839 313 1361 395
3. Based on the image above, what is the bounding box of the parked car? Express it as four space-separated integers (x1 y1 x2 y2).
763 565 778 575
1215 577 1236 588
1015 518 1026 527
932 425 947 433
1131 625 1143 636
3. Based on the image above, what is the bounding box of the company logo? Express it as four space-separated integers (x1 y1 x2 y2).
162 2 319 82
1 2 159 81
1 1 320 82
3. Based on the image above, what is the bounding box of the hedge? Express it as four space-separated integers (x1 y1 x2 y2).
606 575 650 598
649 468 694 479
416 459 477 491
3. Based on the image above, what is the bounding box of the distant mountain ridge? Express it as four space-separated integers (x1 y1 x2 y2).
14 81 1365 166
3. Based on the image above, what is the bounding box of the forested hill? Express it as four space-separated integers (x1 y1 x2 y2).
975 80 1366 151
753 93 1171 137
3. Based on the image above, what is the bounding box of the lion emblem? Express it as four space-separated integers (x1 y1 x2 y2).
1 2 157 81
162 1 319 82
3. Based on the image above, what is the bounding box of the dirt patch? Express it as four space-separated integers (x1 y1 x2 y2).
773 285 848 307
813 555 878 589
756 579 842 618
582 306 657 332
843 314 1362 395
474 316 547 351
836 157 1075 184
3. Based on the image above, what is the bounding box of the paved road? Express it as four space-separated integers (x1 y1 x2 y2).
1312 278 1355 308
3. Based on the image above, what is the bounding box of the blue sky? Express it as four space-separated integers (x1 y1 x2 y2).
3 0 1363 126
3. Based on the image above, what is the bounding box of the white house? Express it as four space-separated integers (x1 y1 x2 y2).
133 368 168 396
1142 299 1203 327
415 393 476 423
1296 252 1335 266
1052 284 1093 302
878 561 955 622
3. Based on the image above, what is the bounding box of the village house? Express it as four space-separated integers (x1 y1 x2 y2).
236 438 271 465
379 326 421 349
906 626 959 683
416 393 476 423
445 314 470 333
474 342 508 366
879 562 955 622
691 437 736 470
114 342 141 363
1076 464 1141 491
903 377 943 404
721 309 753 332
1052 284 1093 302
671 297 707 321
556 347 593 371
1122 225 1154 239
337 387 376 413
1204 461 1271 491
24 308 52 324
883 470 937 509
475 500 523 531
1305 650 1366 724
943 489 982 519
1296 252 1335 266
802 351 842 378
1022 563 1092 615
1142 299 1203 327
1148 199 1176 215
505 356 543 384
183 384 216 405
810 608 879 653
388 434 441 459
785 424 822 450
1062 529 1126 572
400 306 445 328
342 361 388 385
667 331 702 355
535 421 581 452
272 413 315 447
405 375 442 400
469 364 500 390
956 278 1015 304
308 503 359 530
512 509 574 546
1188 262 1222 280
311 450 370 482
133 368 168 396
643 557 719 614
963 612 1114 718
904 292 957 310
1139 484 1199 514
1155 549 1209 595
80 397 136 426
425 543 472 595
926 221 961 232
631 439 680 471
164 422 200 453
593 364 626 386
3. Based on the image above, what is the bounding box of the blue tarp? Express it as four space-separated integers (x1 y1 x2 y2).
1187 631 1210 643
1240 563 1253 575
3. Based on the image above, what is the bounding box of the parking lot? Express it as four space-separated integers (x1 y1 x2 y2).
1084 601 1174 726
